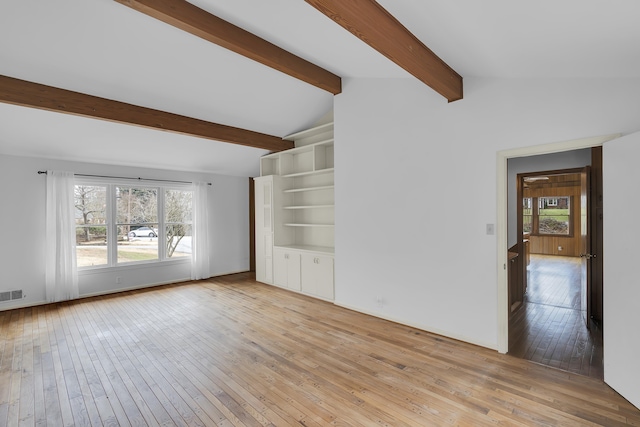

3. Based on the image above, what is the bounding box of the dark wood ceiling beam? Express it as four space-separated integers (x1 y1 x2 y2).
0 75 292 152
114 0 342 95
304 0 463 102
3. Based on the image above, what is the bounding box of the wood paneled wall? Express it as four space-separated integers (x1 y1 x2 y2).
524 174 582 257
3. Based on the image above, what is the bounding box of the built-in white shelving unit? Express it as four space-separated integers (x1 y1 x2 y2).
254 122 335 301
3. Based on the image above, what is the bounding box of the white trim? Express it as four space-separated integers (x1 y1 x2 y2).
496 133 621 353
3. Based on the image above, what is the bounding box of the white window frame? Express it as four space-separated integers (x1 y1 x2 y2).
75 177 193 271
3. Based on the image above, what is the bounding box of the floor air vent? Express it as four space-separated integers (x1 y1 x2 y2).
0 290 23 303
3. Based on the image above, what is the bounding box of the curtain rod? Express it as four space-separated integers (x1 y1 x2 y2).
37 171 211 186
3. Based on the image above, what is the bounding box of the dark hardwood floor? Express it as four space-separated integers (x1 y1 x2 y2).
509 255 603 379
1 272 636 426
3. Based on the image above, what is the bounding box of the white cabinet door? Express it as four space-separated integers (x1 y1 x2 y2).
263 233 273 284
287 252 301 291
301 253 334 300
273 249 287 288
274 249 301 290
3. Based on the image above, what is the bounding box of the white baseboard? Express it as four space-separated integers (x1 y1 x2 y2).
333 301 498 352
0 271 251 312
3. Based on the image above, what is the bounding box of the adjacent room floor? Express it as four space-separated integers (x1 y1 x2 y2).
508 254 603 379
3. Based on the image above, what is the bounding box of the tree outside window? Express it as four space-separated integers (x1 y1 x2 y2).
165 189 192 258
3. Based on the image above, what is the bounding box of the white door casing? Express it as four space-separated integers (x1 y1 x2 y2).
496 133 620 354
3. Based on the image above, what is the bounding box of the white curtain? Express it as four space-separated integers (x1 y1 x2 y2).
191 182 211 280
45 171 79 302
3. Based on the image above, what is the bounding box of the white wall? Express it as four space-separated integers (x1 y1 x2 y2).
334 77 640 349
0 154 250 310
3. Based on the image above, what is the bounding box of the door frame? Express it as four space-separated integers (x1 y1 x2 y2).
496 133 619 353
249 177 256 272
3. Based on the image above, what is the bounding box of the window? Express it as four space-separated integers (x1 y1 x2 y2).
522 196 572 236
522 197 532 233
74 180 193 269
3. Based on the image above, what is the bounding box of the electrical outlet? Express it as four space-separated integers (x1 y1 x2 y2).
116 277 122 284
376 296 384 309
558 246 563 251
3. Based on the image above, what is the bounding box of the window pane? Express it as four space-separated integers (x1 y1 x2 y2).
75 185 108 267
116 187 158 263
117 225 158 263
538 196 570 235
116 187 158 226
165 190 192 223
522 197 532 233
76 226 108 267
166 224 192 258
165 190 193 258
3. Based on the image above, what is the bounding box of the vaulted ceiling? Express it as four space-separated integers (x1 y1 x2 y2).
1 0 639 176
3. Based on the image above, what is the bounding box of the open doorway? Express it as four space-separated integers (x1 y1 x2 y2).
498 132 640 408
505 148 603 378
508 165 603 377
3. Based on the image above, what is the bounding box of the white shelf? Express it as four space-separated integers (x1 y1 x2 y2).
284 185 334 193
272 138 333 155
274 244 334 255
284 223 334 227
283 205 334 210
282 168 334 178
284 123 334 141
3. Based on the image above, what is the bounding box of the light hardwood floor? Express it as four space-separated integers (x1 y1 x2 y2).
1 273 638 426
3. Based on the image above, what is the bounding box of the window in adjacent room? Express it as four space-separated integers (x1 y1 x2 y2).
522 197 533 233
522 195 572 237
538 196 571 235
